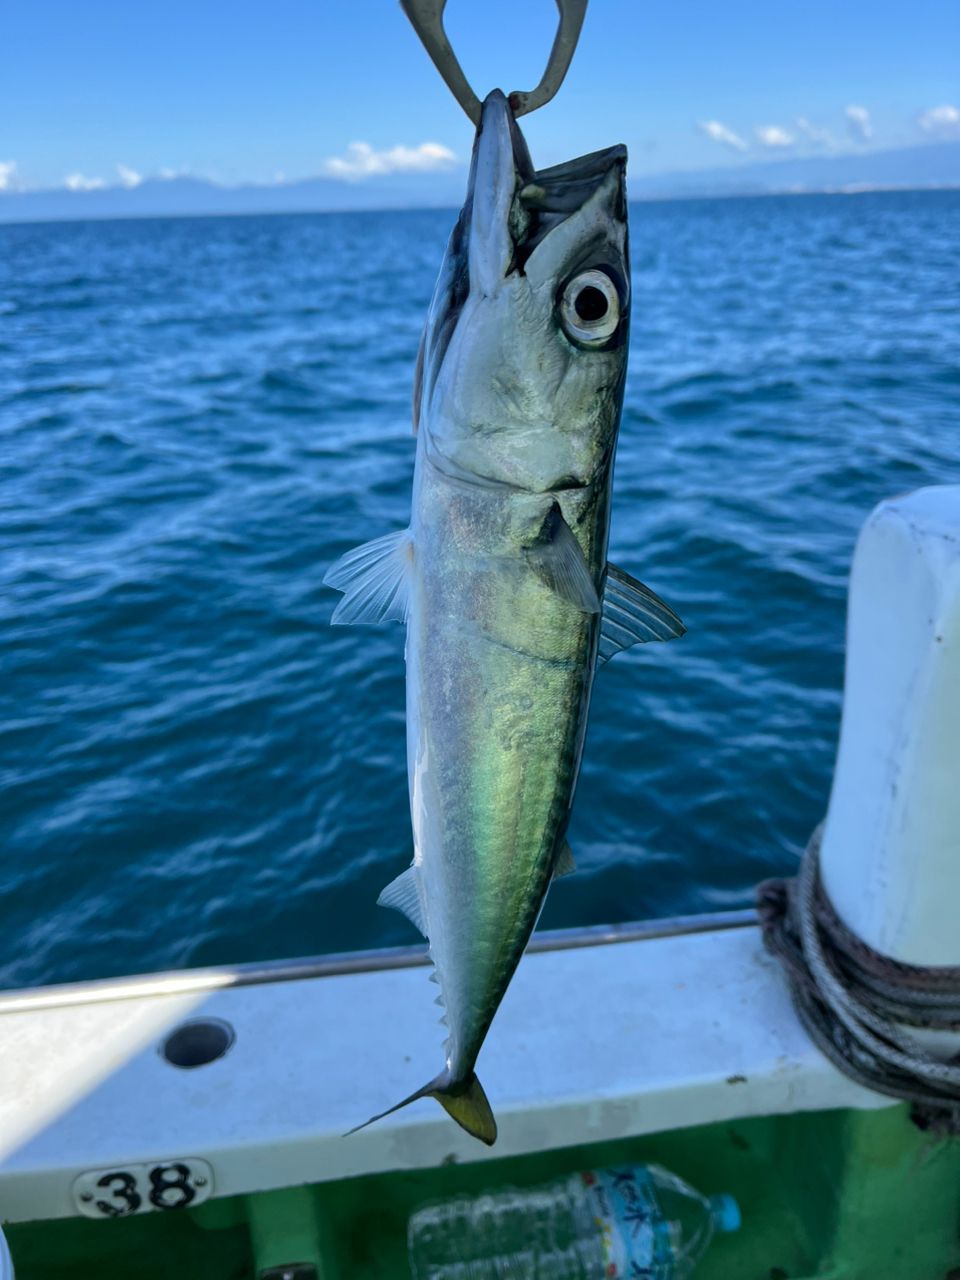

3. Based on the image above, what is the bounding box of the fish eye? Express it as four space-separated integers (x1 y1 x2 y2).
559 269 621 347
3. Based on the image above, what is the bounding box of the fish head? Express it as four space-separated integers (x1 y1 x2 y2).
415 89 629 495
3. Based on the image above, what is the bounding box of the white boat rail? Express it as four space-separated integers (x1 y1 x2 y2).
0 909 757 1014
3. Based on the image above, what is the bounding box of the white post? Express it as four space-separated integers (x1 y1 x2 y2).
819 485 960 966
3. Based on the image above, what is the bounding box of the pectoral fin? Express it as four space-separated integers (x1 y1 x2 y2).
599 564 685 664
524 505 600 614
323 530 413 625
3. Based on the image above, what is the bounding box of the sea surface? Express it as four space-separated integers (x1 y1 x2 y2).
1 191 958 989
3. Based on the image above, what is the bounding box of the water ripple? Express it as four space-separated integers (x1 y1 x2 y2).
1 193 959 985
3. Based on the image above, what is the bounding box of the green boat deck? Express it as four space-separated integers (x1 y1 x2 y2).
7 1103 958 1279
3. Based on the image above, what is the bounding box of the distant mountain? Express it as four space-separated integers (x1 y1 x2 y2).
629 139 960 200
2 140 959 224
0 173 465 224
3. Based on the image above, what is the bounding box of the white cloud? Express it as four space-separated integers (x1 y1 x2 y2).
845 105 872 142
917 104 960 137
64 173 106 191
159 167 182 180
796 117 836 148
322 141 457 181
698 120 748 152
0 161 17 191
116 163 142 188
755 125 794 148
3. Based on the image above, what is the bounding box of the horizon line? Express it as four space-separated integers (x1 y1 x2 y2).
1 182 959 231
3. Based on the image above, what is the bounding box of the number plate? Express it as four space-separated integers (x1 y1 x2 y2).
72 1159 214 1219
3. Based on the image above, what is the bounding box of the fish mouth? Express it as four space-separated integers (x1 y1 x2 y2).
468 89 536 208
466 89 627 280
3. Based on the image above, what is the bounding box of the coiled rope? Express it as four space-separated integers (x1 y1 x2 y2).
758 825 960 1135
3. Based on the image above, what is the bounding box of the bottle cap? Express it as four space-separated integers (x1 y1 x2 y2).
710 1194 741 1233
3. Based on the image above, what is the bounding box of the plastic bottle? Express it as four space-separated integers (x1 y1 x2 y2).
407 1163 740 1280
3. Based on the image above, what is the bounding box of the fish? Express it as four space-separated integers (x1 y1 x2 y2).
324 89 684 1145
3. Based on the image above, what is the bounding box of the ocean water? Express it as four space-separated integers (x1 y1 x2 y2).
1 191 958 990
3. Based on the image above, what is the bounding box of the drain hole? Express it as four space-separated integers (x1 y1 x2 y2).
162 1018 235 1069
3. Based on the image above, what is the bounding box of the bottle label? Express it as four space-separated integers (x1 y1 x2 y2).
575 1168 674 1278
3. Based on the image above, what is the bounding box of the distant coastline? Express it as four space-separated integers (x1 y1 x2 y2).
634 181 960 202
1 182 959 231
2 137 960 226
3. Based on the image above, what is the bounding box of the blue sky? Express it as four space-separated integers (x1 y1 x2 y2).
2 0 959 194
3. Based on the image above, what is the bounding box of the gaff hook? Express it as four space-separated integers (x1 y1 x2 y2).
399 0 588 126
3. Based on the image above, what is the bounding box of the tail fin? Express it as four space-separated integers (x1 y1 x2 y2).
346 1070 497 1146
433 1074 497 1144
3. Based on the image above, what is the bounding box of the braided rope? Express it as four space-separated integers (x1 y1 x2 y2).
758 825 960 1135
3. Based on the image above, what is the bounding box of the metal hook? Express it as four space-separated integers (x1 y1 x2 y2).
399 0 588 126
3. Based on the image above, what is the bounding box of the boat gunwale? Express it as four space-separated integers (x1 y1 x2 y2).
0 909 757 1014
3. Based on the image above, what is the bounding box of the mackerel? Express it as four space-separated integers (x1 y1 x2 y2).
325 90 683 1144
